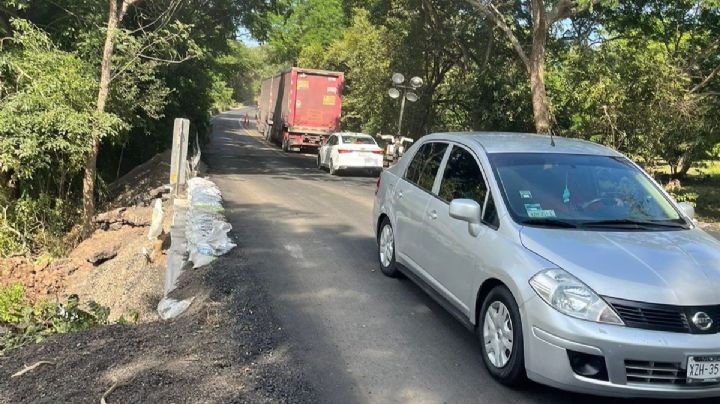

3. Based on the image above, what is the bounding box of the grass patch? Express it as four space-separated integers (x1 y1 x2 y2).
651 160 720 223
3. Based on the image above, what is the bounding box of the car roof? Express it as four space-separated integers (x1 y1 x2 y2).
423 132 622 156
336 132 371 137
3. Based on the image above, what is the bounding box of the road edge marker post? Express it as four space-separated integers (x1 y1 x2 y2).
170 118 190 196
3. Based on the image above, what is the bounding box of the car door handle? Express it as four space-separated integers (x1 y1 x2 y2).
428 210 438 220
397 190 404 199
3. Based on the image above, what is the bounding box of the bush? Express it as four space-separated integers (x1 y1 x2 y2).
0 284 113 353
664 179 698 205
0 194 79 257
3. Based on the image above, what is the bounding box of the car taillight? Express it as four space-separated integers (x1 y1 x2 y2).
338 149 354 153
375 176 381 195
371 150 384 155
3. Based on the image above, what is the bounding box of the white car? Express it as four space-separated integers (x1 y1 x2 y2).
317 132 384 176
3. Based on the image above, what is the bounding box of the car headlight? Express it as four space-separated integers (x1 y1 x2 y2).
529 269 624 325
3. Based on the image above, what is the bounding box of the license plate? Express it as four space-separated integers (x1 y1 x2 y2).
687 356 720 381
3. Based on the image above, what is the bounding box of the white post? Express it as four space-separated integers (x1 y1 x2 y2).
170 118 190 196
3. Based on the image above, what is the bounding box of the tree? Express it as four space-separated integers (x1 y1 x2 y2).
266 0 345 64
82 0 197 232
312 9 394 134
0 20 123 255
465 0 611 133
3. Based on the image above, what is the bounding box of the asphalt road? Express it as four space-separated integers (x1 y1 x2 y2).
206 109 717 404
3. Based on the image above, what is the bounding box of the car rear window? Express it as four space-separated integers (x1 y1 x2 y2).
341 135 376 145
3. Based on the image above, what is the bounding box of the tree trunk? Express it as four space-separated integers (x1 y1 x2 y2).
678 152 695 178
529 0 551 134
82 0 119 233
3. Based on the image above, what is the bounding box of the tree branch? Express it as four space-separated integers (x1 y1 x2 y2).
465 0 529 69
119 0 142 22
690 62 720 94
547 0 600 25
138 53 195 64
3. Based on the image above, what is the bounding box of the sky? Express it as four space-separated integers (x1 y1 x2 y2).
236 27 260 47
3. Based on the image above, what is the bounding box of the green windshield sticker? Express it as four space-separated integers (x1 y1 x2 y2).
519 190 532 199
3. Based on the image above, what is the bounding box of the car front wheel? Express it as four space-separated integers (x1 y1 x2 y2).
479 285 526 386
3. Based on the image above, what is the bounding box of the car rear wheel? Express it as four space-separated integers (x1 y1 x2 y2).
317 154 323 169
479 285 526 386
329 159 338 175
377 218 400 277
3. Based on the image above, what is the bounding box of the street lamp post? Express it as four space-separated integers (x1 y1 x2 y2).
388 73 423 137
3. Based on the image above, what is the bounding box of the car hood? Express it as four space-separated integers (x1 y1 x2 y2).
520 227 720 305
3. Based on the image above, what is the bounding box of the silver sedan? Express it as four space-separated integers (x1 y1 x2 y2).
372 132 720 398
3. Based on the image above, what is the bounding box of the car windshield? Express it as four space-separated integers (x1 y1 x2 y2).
488 153 688 228
341 135 376 145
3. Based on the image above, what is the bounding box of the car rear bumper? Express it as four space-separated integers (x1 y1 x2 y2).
523 295 720 398
336 155 383 170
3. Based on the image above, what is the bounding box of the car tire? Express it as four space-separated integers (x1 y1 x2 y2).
377 218 400 278
317 154 323 169
478 285 526 386
329 160 338 176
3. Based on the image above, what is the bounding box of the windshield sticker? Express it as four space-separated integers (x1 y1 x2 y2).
519 190 532 199
524 203 556 218
528 210 557 218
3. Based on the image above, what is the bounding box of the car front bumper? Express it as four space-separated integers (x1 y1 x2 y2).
523 295 720 399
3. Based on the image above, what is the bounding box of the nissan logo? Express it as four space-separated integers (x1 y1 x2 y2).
692 312 714 331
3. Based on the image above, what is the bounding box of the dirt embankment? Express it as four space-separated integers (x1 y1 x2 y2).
0 151 173 321
0 249 316 403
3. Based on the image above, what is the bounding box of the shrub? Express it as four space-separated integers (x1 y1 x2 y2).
0 284 114 353
664 179 698 204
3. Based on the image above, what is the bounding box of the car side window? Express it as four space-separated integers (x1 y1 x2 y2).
329 136 338 146
438 146 488 204
405 142 448 192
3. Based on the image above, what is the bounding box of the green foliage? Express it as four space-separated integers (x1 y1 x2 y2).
0 1 251 256
0 20 119 256
0 284 25 323
0 20 124 182
267 0 345 63
0 194 78 257
312 9 394 134
208 72 236 114
0 284 114 353
664 179 699 204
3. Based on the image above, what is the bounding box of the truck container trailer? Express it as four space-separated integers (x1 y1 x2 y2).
257 68 344 152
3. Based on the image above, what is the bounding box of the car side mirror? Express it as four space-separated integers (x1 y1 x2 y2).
677 202 695 221
449 199 482 237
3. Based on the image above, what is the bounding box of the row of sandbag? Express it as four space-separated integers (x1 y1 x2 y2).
186 177 236 268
